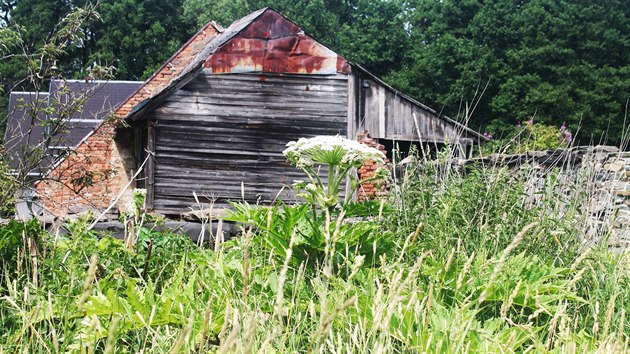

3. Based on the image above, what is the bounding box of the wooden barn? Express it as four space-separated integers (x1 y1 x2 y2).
36 8 484 219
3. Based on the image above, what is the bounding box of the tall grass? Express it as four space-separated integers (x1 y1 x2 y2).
1 149 629 352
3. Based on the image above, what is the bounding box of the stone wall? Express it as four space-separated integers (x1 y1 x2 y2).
454 146 630 249
591 149 630 248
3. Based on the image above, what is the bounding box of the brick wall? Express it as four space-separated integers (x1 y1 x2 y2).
36 123 122 218
115 22 219 117
356 131 390 201
35 23 220 219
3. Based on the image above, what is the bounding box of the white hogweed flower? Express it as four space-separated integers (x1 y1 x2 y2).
283 135 385 167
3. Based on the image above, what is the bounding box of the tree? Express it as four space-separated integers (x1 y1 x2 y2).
182 0 251 29
335 0 411 77
0 4 113 216
389 0 630 144
0 0 15 26
87 0 193 80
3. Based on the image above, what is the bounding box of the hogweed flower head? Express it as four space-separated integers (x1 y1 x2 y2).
283 135 385 168
285 136 389 209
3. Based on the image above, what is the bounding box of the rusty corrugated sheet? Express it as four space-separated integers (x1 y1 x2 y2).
205 10 350 75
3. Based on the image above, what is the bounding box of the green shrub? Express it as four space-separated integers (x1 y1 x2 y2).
480 121 573 155
0 219 42 280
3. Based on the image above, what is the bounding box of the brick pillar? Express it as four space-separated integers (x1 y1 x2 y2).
356 131 390 201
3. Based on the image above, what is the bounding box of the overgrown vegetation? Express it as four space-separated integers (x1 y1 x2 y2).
0 138 628 352
0 4 117 218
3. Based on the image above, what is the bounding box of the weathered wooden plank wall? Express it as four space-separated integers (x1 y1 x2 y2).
349 67 465 144
383 88 461 143
147 72 348 215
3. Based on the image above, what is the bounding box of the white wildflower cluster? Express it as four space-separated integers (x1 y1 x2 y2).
283 135 385 168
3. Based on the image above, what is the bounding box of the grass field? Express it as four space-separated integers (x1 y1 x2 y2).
1 142 628 353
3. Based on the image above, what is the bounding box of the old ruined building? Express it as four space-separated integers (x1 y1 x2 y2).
4 80 141 217
34 8 484 220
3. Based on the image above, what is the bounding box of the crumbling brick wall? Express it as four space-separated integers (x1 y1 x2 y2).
115 22 219 117
356 131 390 201
36 123 126 218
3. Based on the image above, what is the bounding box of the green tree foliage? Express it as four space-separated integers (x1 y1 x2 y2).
87 0 193 80
9 0 71 47
334 0 411 77
5 0 193 81
388 0 630 145
2 0 629 144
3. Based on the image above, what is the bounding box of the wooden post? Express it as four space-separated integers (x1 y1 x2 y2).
146 120 156 210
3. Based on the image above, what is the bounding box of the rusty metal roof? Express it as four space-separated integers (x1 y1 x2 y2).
126 8 351 121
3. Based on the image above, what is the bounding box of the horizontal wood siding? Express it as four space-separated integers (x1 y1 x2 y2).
149 73 348 215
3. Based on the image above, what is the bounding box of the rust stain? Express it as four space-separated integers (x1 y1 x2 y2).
266 36 299 52
239 11 300 39
205 10 348 75
337 56 350 74
223 37 266 53
207 53 263 73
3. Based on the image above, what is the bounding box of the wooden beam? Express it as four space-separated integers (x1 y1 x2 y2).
145 120 157 210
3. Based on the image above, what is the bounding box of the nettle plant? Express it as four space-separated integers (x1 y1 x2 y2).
283 135 389 211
